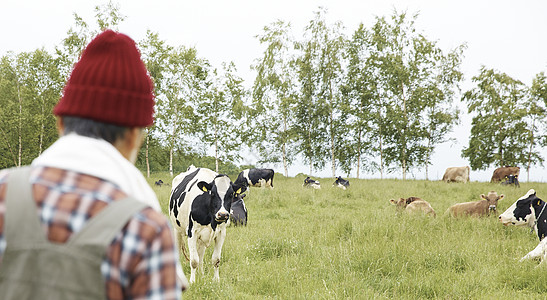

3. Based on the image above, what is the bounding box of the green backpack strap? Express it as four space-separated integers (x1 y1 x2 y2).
5 167 46 245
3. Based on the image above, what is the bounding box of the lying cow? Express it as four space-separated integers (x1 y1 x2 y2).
234 168 274 191
333 176 350 190
390 197 436 217
499 189 547 262
446 191 504 217
491 166 520 182
169 166 244 283
442 166 470 183
230 193 248 226
303 177 321 189
501 174 520 187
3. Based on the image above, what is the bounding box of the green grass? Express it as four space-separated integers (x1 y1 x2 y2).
147 173 547 299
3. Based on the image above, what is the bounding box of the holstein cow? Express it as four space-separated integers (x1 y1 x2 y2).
390 196 436 217
229 193 248 226
303 177 321 189
491 166 520 182
501 174 520 188
234 168 275 190
169 166 244 283
499 189 547 262
442 166 470 183
333 176 350 190
446 191 504 217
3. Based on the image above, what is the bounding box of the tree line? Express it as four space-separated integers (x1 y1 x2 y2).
1 3 546 180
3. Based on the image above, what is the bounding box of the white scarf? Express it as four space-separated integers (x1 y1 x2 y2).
32 133 161 211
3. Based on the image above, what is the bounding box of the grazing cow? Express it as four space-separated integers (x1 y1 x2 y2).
303 177 321 189
491 166 520 182
390 197 436 217
169 167 244 283
499 189 547 262
333 176 350 190
446 191 504 217
155 179 164 187
501 174 520 187
230 193 248 226
234 168 275 190
442 166 470 183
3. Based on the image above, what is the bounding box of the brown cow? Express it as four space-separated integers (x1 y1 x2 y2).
390 197 436 217
442 166 470 183
491 166 519 182
446 191 504 217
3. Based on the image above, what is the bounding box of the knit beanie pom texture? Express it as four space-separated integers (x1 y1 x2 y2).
54 30 154 127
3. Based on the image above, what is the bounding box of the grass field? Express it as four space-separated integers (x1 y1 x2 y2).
147 173 547 299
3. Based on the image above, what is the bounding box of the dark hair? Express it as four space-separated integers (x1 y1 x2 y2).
61 116 129 144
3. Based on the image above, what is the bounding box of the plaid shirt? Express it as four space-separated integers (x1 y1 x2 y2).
0 166 182 300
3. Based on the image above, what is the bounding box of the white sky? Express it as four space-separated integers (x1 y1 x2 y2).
2 0 547 181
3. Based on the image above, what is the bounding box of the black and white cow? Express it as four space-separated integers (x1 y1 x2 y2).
501 174 520 187
169 166 244 283
229 193 247 226
499 189 547 262
154 179 164 187
303 176 321 189
234 168 274 190
333 176 350 190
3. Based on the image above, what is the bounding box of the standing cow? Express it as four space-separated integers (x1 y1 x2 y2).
333 176 350 190
234 168 275 190
169 166 244 283
499 189 547 262
446 191 504 217
390 196 436 217
491 166 520 182
442 166 470 183
230 193 248 226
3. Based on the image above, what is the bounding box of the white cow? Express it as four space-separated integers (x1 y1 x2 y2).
169 167 244 283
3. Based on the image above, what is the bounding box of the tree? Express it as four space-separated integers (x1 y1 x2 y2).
295 8 347 177
251 20 298 176
462 67 530 170
525 72 547 180
139 30 172 177
195 62 246 173
366 11 463 179
155 46 205 176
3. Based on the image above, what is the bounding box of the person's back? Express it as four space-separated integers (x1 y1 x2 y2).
0 29 187 299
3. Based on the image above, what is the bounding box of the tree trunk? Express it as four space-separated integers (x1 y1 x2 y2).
356 127 361 179
145 130 150 178
282 116 288 177
527 118 535 182
17 83 22 167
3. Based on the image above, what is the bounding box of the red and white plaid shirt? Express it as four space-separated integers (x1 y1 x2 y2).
0 166 183 300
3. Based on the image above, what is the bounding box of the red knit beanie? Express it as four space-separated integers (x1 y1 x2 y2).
54 30 154 127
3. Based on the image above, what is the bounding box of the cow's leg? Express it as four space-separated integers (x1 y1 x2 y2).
187 234 199 283
211 227 227 282
259 178 266 189
520 238 547 262
197 240 206 276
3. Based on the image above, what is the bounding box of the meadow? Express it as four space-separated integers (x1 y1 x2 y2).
148 173 547 299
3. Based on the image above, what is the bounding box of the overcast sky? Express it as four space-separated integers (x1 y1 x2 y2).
2 0 547 181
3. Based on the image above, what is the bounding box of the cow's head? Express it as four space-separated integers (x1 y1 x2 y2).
390 197 421 210
499 189 541 226
196 175 242 224
480 191 504 213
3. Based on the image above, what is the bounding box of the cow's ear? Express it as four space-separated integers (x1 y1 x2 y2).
236 187 242 194
480 194 486 200
197 181 212 193
499 194 505 200
390 199 396 205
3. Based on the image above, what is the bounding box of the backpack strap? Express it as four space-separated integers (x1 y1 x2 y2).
5 167 46 244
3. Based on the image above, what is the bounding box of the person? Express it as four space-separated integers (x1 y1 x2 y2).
0 30 188 299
